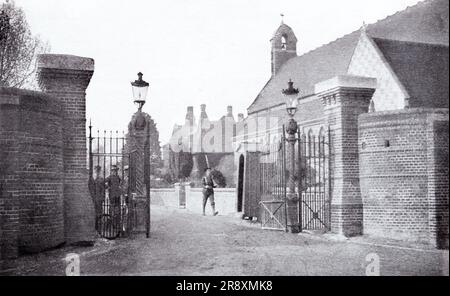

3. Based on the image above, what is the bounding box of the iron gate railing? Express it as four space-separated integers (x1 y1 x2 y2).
258 125 332 232
259 128 287 231
298 127 332 231
88 126 136 239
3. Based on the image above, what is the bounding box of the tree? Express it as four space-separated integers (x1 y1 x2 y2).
168 149 193 182
0 0 49 89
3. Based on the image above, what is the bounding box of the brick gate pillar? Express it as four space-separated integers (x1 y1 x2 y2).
126 111 154 196
37 54 96 244
125 111 156 234
315 75 376 236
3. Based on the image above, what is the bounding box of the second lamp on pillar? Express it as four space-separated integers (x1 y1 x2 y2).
282 79 301 233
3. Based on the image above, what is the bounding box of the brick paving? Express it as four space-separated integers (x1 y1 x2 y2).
1 205 448 276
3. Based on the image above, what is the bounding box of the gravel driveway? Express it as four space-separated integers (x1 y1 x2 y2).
2 206 448 276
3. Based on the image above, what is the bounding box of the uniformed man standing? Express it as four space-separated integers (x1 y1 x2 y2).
202 167 219 216
106 165 122 229
89 165 105 230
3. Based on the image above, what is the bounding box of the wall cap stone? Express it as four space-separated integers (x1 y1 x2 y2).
1 86 49 101
359 107 449 121
189 187 236 193
37 54 94 72
0 87 62 113
150 188 176 192
315 75 377 95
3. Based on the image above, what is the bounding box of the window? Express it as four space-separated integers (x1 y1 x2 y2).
281 35 287 50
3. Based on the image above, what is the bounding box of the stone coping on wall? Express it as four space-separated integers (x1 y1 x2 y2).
149 187 236 192
1 86 48 98
38 54 95 71
359 108 449 126
150 188 176 192
314 75 377 94
0 87 61 112
360 107 449 118
188 187 236 192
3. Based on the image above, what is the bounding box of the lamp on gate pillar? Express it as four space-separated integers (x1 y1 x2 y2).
282 79 300 233
131 72 149 112
282 79 299 193
130 72 151 238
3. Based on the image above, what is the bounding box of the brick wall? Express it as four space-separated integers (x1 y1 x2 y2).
0 87 64 256
426 116 449 249
359 108 449 248
0 183 19 260
38 54 96 244
1 54 97 257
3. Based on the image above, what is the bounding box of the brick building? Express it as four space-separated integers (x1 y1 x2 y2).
164 105 244 185
235 0 448 248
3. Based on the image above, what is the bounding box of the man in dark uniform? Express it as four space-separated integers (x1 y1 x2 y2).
106 165 122 228
202 167 219 216
89 165 105 230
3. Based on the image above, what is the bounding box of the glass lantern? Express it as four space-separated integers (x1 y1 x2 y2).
282 79 299 117
131 72 149 110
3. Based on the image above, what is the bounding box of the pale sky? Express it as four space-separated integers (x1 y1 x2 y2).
15 0 421 143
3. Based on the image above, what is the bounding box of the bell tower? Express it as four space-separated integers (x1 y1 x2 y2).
271 16 297 76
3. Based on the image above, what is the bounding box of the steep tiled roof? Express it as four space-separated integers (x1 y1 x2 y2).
373 38 449 108
248 0 449 114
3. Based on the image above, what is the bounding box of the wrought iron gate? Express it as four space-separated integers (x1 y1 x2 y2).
298 127 331 231
259 130 287 231
88 126 137 239
258 125 331 232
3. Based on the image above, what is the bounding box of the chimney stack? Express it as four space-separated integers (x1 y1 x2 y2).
185 106 194 125
200 104 208 120
227 106 233 117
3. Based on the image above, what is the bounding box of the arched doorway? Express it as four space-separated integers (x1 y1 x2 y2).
237 154 245 212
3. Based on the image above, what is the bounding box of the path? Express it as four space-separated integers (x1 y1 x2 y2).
3 206 448 276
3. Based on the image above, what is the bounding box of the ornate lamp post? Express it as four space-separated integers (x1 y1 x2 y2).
282 79 299 193
131 72 149 112
130 72 151 238
282 79 300 233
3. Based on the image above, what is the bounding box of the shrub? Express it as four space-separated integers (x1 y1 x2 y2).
211 169 226 188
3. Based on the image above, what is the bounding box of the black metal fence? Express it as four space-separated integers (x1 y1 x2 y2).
259 129 287 231
88 126 135 239
257 125 331 232
298 127 331 231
